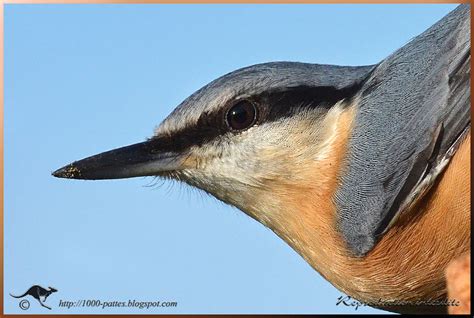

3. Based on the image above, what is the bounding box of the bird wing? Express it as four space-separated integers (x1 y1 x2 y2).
335 4 470 256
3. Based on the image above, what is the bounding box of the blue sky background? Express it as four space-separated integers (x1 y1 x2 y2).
5 4 458 314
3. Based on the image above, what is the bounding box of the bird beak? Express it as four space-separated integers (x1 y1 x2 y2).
52 140 185 180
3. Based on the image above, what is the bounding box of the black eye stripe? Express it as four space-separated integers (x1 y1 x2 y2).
152 84 359 153
252 85 357 123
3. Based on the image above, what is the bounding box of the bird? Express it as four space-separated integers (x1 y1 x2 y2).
53 5 470 314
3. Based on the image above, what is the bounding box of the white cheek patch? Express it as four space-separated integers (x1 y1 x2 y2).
312 102 346 163
200 132 264 187
198 102 347 181
178 101 351 214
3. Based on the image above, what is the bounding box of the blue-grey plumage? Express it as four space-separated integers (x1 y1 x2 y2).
336 4 470 256
53 4 470 314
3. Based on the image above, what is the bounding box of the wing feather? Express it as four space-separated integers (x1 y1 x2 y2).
335 4 471 256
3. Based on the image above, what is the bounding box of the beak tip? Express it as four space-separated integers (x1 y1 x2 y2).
52 164 81 179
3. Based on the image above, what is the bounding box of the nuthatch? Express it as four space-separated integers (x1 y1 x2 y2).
53 5 470 314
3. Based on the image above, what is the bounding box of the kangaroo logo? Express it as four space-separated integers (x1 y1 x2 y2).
10 285 58 310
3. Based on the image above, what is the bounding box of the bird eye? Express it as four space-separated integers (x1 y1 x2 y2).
226 100 257 131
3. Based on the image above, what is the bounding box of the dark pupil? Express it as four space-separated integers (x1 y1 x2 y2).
227 101 256 130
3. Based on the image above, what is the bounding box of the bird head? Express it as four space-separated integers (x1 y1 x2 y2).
52 5 472 310
53 61 373 243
